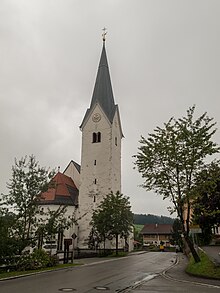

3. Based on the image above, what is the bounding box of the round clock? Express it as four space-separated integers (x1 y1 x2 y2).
92 113 101 122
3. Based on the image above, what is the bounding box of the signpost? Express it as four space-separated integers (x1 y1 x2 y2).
71 233 77 263
190 225 202 251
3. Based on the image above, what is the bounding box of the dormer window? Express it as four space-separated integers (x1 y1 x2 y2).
92 132 101 143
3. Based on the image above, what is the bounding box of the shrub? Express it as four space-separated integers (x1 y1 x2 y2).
17 249 58 271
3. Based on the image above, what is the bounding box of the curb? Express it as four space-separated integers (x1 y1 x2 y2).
162 255 220 289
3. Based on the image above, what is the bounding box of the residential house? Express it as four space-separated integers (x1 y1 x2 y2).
140 224 173 247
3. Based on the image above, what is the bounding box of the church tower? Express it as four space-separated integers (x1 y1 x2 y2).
77 36 123 248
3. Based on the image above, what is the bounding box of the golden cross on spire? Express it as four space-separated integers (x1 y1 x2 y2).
102 27 107 42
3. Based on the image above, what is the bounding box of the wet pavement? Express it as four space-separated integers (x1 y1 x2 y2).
202 246 220 266
1 250 220 293
129 253 220 292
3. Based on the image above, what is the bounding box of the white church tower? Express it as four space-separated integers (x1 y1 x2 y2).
77 36 124 248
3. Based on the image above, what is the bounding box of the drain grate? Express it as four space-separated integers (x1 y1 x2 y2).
94 286 110 290
59 288 76 292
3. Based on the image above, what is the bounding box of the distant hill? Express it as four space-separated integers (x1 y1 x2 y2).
133 213 175 225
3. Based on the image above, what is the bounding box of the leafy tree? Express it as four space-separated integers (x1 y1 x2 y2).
170 218 183 248
91 191 133 255
133 225 143 244
88 227 103 250
192 162 220 244
36 206 75 249
134 106 219 262
2 155 55 252
0 210 19 260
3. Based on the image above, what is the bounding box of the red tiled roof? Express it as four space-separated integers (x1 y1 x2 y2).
39 172 78 206
140 224 173 235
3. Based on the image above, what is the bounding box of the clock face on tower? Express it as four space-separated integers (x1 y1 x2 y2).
92 113 101 122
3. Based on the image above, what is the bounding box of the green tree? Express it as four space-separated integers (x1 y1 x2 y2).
134 106 219 262
0 210 19 260
37 206 75 249
2 155 55 252
170 218 183 248
91 191 133 255
192 162 220 244
133 225 143 244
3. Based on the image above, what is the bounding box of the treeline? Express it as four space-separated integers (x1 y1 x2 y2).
133 213 175 225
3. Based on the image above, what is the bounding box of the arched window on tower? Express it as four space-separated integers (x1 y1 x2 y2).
92 132 97 143
92 132 101 143
97 132 101 142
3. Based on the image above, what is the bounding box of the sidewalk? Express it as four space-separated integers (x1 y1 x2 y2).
165 253 220 287
202 246 220 266
73 250 146 266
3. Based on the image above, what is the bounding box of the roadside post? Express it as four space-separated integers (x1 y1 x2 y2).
71 233 77 263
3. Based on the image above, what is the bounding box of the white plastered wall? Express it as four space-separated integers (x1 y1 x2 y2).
63 162 80 190
78 104 122 248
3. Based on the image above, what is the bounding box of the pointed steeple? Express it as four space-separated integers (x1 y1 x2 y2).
90 42 116 122
80 40 116 128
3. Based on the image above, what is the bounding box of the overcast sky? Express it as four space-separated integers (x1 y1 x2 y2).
1 0 220 217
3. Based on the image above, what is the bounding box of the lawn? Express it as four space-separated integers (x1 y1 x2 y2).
186 250 220 280
0 263 81 280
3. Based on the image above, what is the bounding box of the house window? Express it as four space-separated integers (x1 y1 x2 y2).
92 132 101 143
115 137 117 146
94 160 96 165
94 179 97 184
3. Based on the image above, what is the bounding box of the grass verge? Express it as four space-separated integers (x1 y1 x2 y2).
0 263 81 280
109 252 128 257
186 250 220 279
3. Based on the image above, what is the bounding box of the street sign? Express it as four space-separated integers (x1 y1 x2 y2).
190 228 202 233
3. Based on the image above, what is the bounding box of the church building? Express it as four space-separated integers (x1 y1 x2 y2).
39 35 133 254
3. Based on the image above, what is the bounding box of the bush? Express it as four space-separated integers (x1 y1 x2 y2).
17 249 58 271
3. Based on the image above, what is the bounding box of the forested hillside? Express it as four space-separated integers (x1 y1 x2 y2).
133 214 175 225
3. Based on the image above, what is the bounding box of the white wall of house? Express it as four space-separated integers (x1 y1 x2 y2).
63 162 80 190
39 204 77 253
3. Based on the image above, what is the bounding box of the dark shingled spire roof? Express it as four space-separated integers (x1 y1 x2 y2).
80 42 117 128
90 43 116 121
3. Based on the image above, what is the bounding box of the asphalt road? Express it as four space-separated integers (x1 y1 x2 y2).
1 252 220 293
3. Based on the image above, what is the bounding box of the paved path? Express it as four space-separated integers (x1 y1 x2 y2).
130 253 220 292
167 253 220 286
202 246 220 266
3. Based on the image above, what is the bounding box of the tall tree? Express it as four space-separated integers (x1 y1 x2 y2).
2 155 55 251
192 162 220 244
0 210 19 260
170 218 183 248
37 206 75 249
134 106 219 262
91 191 133 255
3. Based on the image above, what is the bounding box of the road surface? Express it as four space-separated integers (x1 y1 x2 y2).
1 252 220 292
